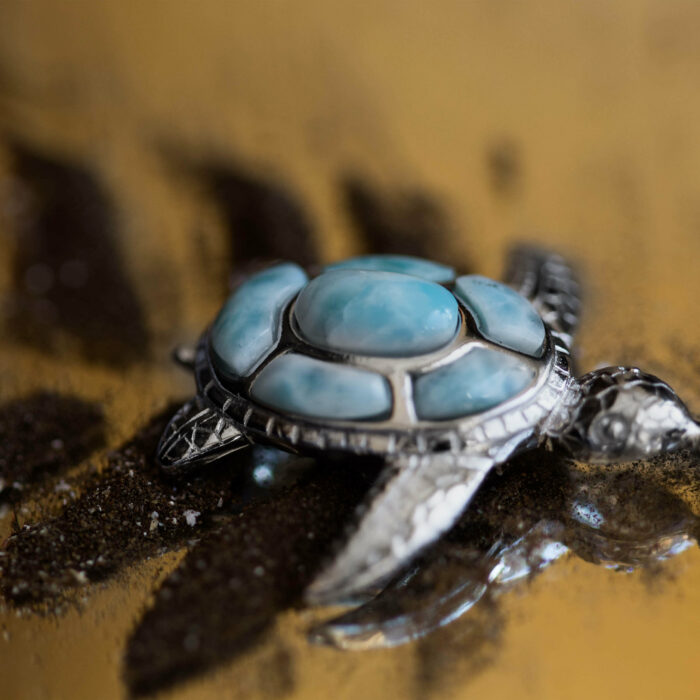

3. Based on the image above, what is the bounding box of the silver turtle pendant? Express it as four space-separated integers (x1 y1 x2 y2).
157 248 699 603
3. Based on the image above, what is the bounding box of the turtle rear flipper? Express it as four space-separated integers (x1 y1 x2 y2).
505 245 581 350
157 398 250 472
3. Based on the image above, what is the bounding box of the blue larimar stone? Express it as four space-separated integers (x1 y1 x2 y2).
324 255 455 283
413 347 535 420
294 269 459 357
454 275 546 358
250 353 392 420
211 263 308 377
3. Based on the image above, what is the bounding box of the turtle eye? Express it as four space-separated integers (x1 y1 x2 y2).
588 412 630 452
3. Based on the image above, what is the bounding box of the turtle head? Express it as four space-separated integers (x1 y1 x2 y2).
559 367 700 464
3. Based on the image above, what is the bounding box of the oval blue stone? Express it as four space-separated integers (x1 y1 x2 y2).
324 255 455 283
454 275 546 358
211 263 308 377
251 353 392 420
294 269 460 357
413 347 536 420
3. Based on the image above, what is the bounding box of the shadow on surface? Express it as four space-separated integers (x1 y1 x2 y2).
340 175 462 267
0 392 105 501
4 140 150 366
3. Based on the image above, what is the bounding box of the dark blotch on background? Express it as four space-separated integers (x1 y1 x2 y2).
124 457 379 697
202 164 319 268
0 406 246 606
4 141 149 366
0 392 105 497
486 140 521 196
341 176 457 265
415 601 503 699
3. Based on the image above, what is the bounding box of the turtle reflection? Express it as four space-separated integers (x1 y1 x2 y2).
311 450 699 650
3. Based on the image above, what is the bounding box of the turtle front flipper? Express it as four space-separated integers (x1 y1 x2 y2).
505 245 581 350
555 366 700 463
157 397 251 472
305 452 494 605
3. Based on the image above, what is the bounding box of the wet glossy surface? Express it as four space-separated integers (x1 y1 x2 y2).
313 452 699 649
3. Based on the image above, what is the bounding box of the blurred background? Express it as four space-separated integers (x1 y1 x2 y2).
0 2 698 699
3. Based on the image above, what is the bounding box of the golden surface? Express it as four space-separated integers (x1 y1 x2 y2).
0 2 699 698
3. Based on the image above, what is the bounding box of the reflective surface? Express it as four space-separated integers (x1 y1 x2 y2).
313 452 699 649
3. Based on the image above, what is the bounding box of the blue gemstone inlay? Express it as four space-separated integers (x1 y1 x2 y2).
413 347 535 420
251 353 392 420
324 255 455 283
454 275 546 358
211 263 308 377
294 269 460 357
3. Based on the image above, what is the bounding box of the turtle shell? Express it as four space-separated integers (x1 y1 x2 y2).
199 255 570 456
